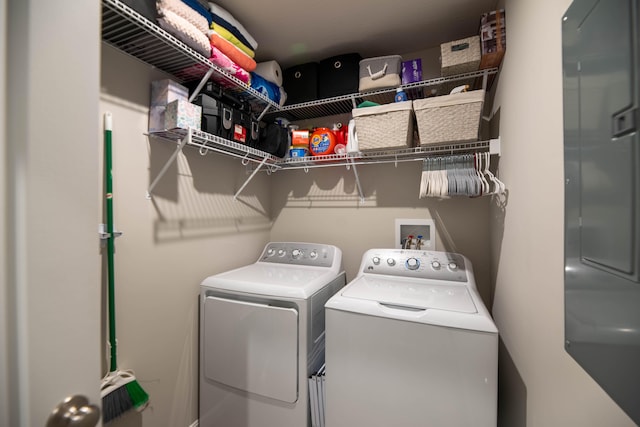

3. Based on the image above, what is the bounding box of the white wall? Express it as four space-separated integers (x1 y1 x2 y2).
100 44 272 427
490 0 636 425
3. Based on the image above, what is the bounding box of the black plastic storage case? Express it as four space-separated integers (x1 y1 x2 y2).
283 62 319 105
193 94 223 137
318 53 362 99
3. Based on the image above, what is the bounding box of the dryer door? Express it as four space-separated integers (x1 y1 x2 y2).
203 296 299 403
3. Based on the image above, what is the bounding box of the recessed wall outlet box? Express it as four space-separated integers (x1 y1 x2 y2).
395 219 436 250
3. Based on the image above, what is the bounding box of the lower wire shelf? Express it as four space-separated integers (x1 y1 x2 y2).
147 127 500 201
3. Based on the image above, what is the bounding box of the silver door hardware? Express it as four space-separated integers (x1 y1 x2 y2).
46 395 100 427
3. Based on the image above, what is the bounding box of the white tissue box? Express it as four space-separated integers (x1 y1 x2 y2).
150 79 188 107
164 100 201 130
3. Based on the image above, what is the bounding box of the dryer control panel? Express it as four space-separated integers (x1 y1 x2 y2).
259 242 338 268
360 249 468 282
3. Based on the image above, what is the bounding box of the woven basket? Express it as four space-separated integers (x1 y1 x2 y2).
440 36 481 76
352 101 414 150
413 90 484 145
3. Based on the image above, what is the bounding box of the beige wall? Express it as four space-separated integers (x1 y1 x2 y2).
99 0 639 425
100 45 272 427
490 0 636 426
269 165 494 304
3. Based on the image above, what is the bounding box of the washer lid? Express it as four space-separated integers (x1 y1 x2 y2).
341 275 477 313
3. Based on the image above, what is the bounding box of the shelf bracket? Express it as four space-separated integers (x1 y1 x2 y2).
489 137 501 156
348 158 365 203
234 156 269 200
146 127 191 199
188 68 214 102
257 104 271 122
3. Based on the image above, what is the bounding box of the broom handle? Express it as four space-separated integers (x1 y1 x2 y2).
105 112 118 372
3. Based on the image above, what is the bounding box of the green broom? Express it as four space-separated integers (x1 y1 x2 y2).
101 112 149 423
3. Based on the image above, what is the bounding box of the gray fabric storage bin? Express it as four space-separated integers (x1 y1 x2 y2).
352 101 414 150
440 36 481 76
358 55 402 92
413 90 485 145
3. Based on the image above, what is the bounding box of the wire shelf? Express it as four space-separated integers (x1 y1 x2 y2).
101 0 279 113
265 68 498 121
103 0 502 199
274 140 494 171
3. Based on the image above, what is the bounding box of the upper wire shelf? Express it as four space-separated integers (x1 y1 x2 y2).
101 0 279 114
265 68 499 121
102 0 498 120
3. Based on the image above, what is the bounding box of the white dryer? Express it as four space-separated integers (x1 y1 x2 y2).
199 242 345 427
325 249 498 427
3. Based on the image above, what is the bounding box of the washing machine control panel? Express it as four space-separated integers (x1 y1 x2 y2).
259 242 337 267
360 249 468 282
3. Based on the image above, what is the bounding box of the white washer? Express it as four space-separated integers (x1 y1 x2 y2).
199 242 345 427
325 249 498 427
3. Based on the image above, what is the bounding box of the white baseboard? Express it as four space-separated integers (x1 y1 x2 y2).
188 421 198 427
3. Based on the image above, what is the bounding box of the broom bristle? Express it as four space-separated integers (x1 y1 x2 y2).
125 379 150 411
102 385 133 423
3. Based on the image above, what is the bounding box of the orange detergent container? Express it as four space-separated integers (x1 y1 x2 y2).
309 127 337 156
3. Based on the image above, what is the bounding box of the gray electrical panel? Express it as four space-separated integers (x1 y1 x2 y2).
563 0 640 423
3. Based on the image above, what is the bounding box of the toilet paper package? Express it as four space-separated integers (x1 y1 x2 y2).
254 60 283 87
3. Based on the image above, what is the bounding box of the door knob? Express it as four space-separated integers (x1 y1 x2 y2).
46 395 100 427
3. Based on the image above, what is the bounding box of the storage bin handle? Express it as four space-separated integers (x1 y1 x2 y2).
451 42 469 52
222 106 233 130
366 63 388 80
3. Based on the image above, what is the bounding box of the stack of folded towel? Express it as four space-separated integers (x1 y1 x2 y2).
157 0 287 105
157 0 212 58
207 2 287 105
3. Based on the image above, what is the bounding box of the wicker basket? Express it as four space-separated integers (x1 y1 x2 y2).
413 90 484 145
440 36 481 76
352 101 414 151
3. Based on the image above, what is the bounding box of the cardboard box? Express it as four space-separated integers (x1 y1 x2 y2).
480 9 506 69
164 100 201 130
291 129 310 147
401 59 422 85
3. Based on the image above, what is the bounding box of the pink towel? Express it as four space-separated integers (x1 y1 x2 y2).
178 45 251 87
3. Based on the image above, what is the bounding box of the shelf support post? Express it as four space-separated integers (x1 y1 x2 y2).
481 69 489 91
256 104 271 122
146 127 192 198
348 158 365 203
489 137 501 156
188 68 214 102
234 156 269 200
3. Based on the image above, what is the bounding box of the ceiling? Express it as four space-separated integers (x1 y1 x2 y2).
211 0 499 69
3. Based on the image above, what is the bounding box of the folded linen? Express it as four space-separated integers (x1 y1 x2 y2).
211 22 254 58
181 0 212 25
209 31 256 72
250 72 281 104
210 13 255 52
254 61 283 87
208 2 258 50
177 45 251 88
157 0 208 34
158 8 211 57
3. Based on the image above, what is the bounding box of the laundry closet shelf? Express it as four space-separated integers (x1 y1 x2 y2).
101 0 279 114
265 68 499 121
274 140 497 171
